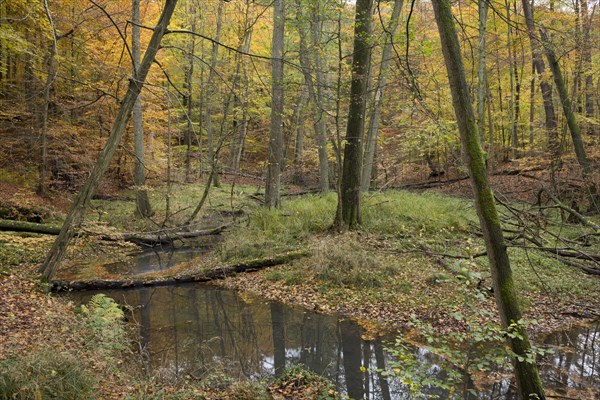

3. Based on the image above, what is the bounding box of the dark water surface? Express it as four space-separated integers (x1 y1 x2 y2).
63 245 599 399
68 282 599 399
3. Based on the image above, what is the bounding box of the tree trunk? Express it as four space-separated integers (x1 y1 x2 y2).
38 0 57 197
203 0 223 185
361 0 404 192
539 26 597 206
265 0 285 208
580 0 596 136
183 0 197 182
432 1 546 398
335 0 373 229
132 0 153 217
476 0 488 147
521 0 560 180
295 0 329 192
38 0 179 279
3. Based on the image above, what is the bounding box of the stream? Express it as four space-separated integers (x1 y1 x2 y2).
66 247 600 399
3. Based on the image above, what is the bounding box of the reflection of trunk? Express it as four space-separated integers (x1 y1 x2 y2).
374 341 391 400
432 1 546 398
265 0 285 208
133 0 153 217
521 0 560 182
138 288 152 371
340 320 364 400
39 0 179 279
361 0 403 192
271 302 286 375
336 0 373 229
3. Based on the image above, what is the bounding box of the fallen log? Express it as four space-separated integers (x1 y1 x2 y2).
50 250 309 291
0 219 61 235
0 218 229 246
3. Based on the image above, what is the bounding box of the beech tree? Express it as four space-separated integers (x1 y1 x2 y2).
39 0 179 279
432 0 546 398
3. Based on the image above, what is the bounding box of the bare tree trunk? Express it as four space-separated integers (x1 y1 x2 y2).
335 0 373 229
295 0 330 192
580 0 596 136
432 1 546 398
183 0 197 182
521 0 561 181
38 0 58 197
203 0 223 185
133 0 153 217
39 0 179 279
476 0 488 148
265 0 285 208
361 0 403 192
539 26 597 206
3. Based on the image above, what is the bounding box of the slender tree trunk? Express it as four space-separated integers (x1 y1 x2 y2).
361 0 403 192
133 0 153 217
295 0 329 192
476 0 488 147
539 27 597 206
38 0 58 197
580 0 596 136
203 0 223 185
39 0 179 279
529 61 536 145
432 1 546 398
506 0 517 159
521 0 561 180
335 0 373 229
265 0 285 208
183 0 197 182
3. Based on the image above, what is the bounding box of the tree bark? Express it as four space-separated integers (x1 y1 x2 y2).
521 0 560 180
476 0 488 148
38 0 57 197
295 0 329 192
335 0 373 229
38 0 179 279
183 0 197 182
132 0 153 217
361 0 404 192
265 0 285 208
432 1 546 398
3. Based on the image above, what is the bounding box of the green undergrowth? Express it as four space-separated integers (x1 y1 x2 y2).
87 182 258 232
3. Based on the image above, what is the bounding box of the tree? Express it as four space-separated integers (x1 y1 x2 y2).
361 0 404 192
432 1 546 398
335 0 373 229
265 0 285 208
39 0 179 279
132 0 153 217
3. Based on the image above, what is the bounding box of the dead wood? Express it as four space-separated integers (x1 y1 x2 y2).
0 218 229 246
0 219 61 235
50 250 309 291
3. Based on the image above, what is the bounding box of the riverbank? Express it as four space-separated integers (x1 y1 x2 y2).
1 184 599 398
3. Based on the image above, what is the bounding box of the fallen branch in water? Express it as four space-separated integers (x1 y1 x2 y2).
50 250 309 291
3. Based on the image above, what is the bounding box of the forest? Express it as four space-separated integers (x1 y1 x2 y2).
0 0 599 398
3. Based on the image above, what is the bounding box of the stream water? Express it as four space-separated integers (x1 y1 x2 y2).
66 248 600 399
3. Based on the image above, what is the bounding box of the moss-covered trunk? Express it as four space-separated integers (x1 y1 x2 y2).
431 1 546 398
335 0 373 229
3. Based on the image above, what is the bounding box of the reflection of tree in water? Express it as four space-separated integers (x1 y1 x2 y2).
68 285 599 399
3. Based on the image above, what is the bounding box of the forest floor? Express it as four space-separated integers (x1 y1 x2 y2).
1 158 600 398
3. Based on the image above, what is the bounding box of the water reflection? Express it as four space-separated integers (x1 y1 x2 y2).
68 284 599 399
